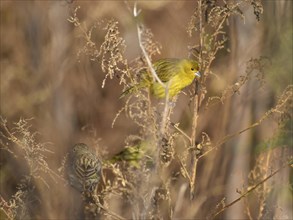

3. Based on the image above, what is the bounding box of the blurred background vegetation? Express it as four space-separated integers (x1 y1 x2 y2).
0 1 292 219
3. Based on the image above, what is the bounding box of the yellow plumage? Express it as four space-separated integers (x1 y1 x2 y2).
108 141 152 168
121 58 200 98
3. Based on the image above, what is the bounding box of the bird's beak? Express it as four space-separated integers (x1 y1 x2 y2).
195 71 201 78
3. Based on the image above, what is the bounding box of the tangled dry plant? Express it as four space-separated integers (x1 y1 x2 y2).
1 0 292 219
68 6 128 88
75 1 290 219
0 117 64 219
0 117 62 185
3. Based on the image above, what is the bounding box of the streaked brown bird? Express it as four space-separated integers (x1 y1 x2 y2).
67 143 102 192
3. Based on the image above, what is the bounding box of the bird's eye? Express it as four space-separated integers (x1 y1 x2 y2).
191 68 194 71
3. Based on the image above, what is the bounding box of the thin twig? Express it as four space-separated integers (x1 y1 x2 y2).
189 0 203 199
133 2 170 136
171 122 192 142
190 93 200 199
133 3 172 218
98 203 126 220
133 2 171 173
199 96 289 160
134 3 165 88
160 82 170 135
199 122 259 160
177 155 191 183
211 161 291 219
173 183 188 219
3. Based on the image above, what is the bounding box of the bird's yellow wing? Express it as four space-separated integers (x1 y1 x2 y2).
153 58 181 82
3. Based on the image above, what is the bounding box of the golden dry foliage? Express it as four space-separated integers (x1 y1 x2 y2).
206 57 269 107
0 0 292 219
0 118 65 219
68 7 128 87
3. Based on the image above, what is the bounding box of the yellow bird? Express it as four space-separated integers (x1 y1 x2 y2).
121 58 200 98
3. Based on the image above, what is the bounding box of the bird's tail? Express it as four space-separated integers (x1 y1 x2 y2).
119 86 136 99
119 83 147 99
